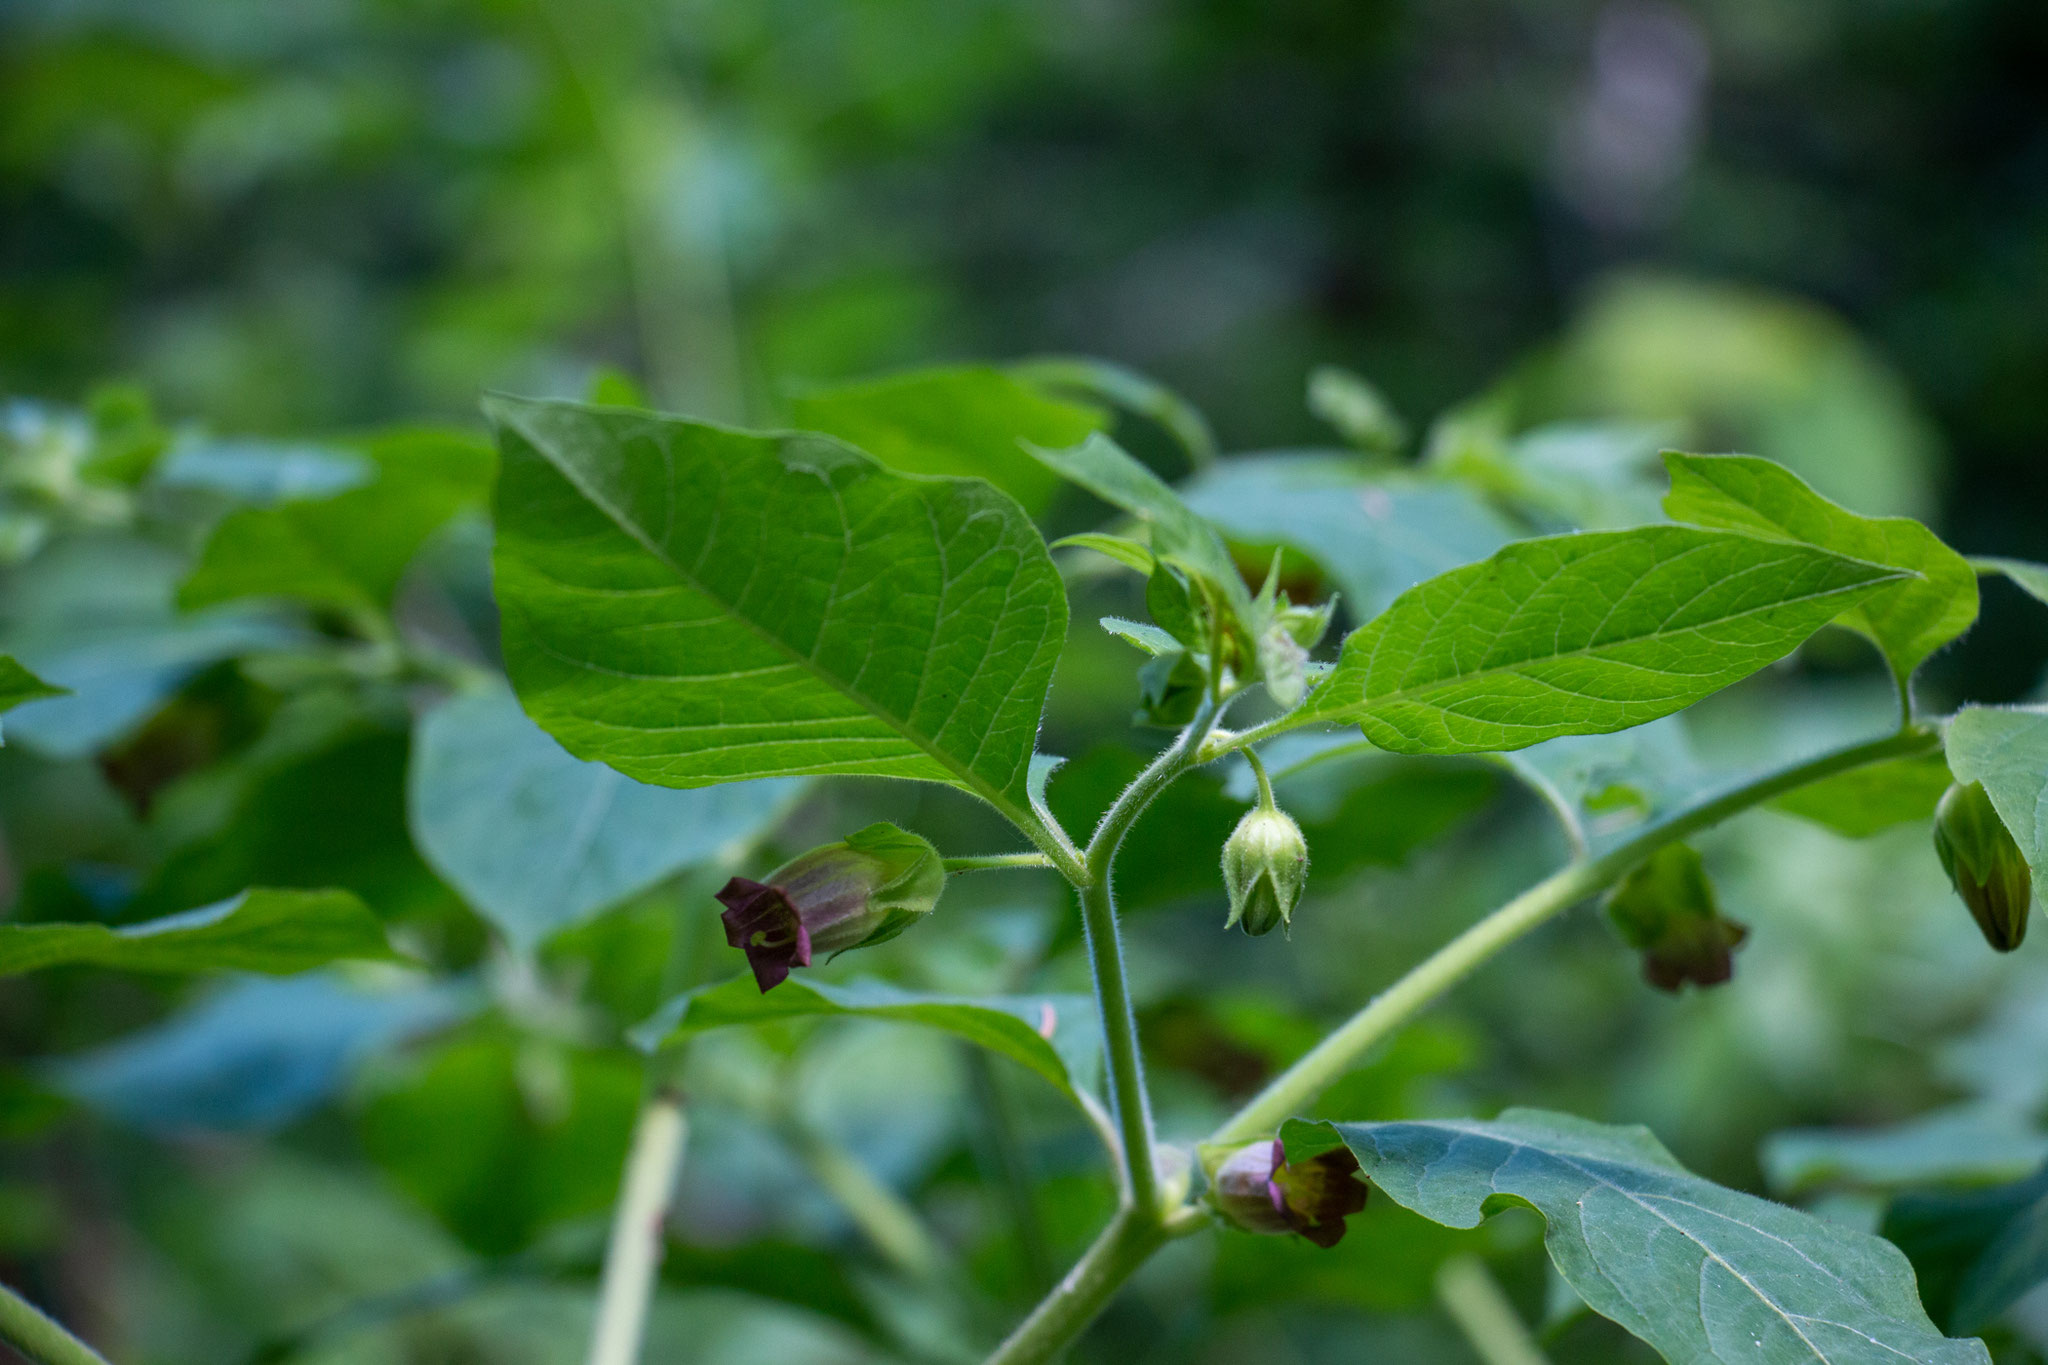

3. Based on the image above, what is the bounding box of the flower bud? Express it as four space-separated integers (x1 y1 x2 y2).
1934 781 2032 952
1222 805 1309 936
1604 843 1748 992
1212 1138 1368 1248
716 822 945 992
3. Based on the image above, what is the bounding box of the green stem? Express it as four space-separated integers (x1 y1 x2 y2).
585 1091 689 1365
1435 1256 1552 1365
943 853 1057 874
982 1210 1170 1365
794 1129 946 1283
0 1283 112 1365
1080 697 1220 1217
1210 724 1937 1143
1244 748 1277 811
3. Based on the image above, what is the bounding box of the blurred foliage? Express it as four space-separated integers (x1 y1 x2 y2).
0 0 2045 1362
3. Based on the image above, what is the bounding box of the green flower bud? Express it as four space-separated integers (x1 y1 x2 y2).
1934 781 2032 952
716 822 945 992
1211 1138 1368 1247
1604 843 1748 992
1222 804 1309 937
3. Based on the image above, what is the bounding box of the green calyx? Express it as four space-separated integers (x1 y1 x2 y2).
1221 777 1309 937
1603 843 1748 992
1934 780 2032 952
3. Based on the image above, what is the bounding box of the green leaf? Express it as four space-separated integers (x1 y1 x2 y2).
1302 525 1910 755
1022 432 1251 620
1943 706 2048 885
0 888 399 976
1972 557 2048 609
630 975 1100 1103
407 683 804 952
1049 531 1155 576
1306 365 1407 454
1010 354 1217 468
181 426 494 616
1664 452 1975 686
1286 1109 1990 1364
1098 616 1180 656
787 365 1104 512
1770 751 1953 838
486 395 1067 824
1762 1106 2048 1197
0 655 64 743
1885 1163 2048 1334
1178 455 1521 618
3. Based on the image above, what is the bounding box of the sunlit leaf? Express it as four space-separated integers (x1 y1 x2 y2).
0 887 399 976
631 975 1101 1103
1664 452 1975 686
788 365 1104 512
487 396 1066 825
1286 1109 1990 1364
1302 526 1908 755
408 683 803 951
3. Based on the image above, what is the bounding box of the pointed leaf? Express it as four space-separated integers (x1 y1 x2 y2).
1943 705 2048 885
1010 355 1217 468
1664 452 1975 685
1049 532 1156 576
486 396 1067 824
631 975 1100 1102
1287 1110 1990 1364
1302 526 1909 755
0 888 399 976
788 365 1104 512
0 655 64 743
408 683 804 951
1973 557 2048 609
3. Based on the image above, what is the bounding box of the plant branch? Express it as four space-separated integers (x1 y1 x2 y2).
983 1210 1171 1365
943 853 1057 874
585 1090 689 1365
1435 1256 1552 1365
1209 724 1939 1143
0 1283 112 1365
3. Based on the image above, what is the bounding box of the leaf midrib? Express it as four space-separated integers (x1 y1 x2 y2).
513 416 1039 823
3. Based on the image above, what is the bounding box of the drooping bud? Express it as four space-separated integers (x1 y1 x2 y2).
1934 781 2032 952
1222 804 1309 936
1603 843 1748 992
1212 1138 1368 1248
716 822 945 992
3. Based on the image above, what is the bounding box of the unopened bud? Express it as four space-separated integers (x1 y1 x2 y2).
716 822 945 992
1223 805 1308 936
1604 843 1748 992
1212 1138 1367 1248
1935 781 2032 952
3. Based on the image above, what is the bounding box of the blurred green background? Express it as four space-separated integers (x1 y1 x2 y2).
4 0 2048 1362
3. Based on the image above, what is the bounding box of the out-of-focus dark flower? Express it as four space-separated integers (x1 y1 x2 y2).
1222 804 1309 936
1603 842 1747 991
716 822 944 992
1935 780 2032 952
1212 1138 1367 1247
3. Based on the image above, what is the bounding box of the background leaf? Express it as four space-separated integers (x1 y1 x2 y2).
1769 752 1954 838
1885 1165 2048 1334
1287 1109 1990 1364
1663 452 1976 686
1761 1106 2048 1197
488 396 1066 821
631 975 1101 1104
407 683 803 951
0 887 398 976
1971 558 2048 610
1304 525 1908 755
179 426 493 617
787 365 1103 512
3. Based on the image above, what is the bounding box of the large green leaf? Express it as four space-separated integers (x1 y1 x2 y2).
181 426 493 617
1943 706 2048 884
1664 453 1976 686
631 975 1101 1103
0 888 399 976
1301 526 1908 755
407 683 803 951
1286 1110 1990 1364
787 365 1103 512
486 396 1066 824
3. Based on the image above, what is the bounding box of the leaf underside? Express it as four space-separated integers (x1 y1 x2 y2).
486 396 1067 819
0 888 397 976
1287 1110 1989 1364
1304 524 1910 755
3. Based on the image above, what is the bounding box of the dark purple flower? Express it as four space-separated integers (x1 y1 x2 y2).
1604 843 1749 993
1213 1138 1369 1248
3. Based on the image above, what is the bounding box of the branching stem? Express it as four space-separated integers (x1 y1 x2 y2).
0 1283 112 1365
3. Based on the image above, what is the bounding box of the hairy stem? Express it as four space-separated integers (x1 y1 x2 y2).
1211 724 1938 1143
943 853 1057 874
586 1092 689 1365
1435 1256 1552 1365
0 1283 112 1365
983 1210 1170 1365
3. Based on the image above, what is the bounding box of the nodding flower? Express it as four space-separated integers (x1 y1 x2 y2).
1935 781 2033 952
1212 1138 1368 1248
716 822 945 992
